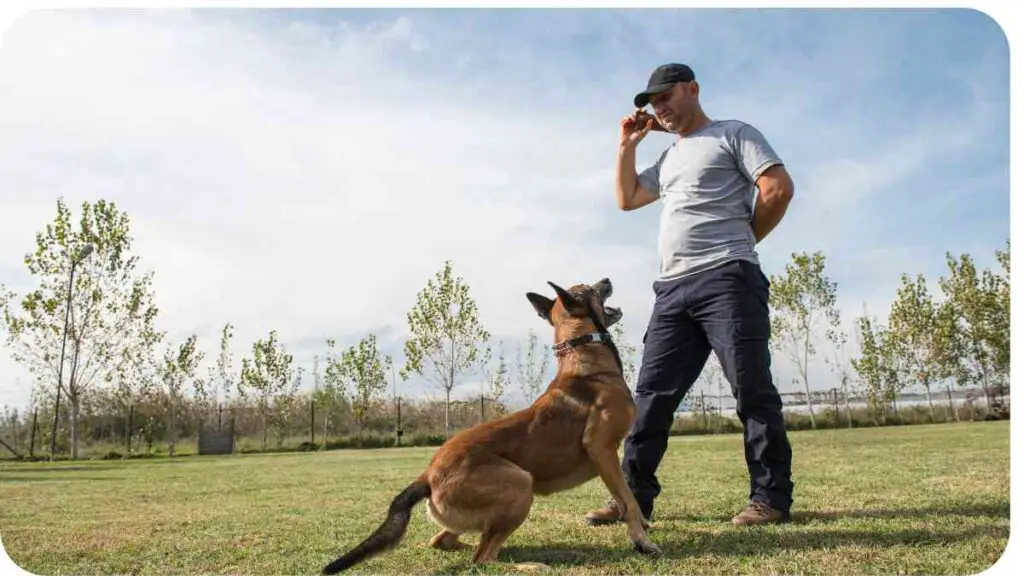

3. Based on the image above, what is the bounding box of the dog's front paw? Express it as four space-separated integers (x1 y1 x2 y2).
632 538 661 556
513 562 551 571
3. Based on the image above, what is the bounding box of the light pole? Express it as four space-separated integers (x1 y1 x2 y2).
49 243 93 461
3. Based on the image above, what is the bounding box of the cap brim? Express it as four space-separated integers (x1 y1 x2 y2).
633 82 676 108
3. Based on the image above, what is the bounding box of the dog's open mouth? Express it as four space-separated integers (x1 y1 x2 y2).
604 306 623 327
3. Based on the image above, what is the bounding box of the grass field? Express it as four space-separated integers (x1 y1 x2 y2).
0 421 1010 575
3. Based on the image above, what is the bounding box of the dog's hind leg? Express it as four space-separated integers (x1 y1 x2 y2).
429 530 468 551
429 456 534 565
471 483 533 565
459 459 534 565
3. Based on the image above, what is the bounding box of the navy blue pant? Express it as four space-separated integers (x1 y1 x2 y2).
622 259 794 518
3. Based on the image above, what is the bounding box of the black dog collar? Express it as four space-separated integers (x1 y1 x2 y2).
553 331 613 357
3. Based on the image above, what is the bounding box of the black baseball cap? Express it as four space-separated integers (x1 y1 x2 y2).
633 63 695 108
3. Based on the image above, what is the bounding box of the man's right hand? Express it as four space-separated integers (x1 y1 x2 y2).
616 110 661 212
620 110 664 149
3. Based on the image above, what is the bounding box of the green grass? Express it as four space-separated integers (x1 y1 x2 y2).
0 421 1010 575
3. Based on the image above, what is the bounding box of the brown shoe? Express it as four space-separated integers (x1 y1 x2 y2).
731 501 791 526
585 498 652 529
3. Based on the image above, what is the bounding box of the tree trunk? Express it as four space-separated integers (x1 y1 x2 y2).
831 388 840 426
717 378 724 419
924 379 935 423
68 340 84 459
322 412 329 448
801 377 817 429
447 340 456 438
892 395 903 424
0 437 22 459
700 390 708 430
947 385 959 422
126 403 134 456
444 388 451 438
260 401 268 450
322 411 330 448
801 332 817 429
12 416 19 452
981 367 993 411
168 400 176 457
70 394 80 460
261 410 268 452
29 408 38 459
841 378 853 428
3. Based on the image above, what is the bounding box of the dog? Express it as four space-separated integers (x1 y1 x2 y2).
321 278 659 574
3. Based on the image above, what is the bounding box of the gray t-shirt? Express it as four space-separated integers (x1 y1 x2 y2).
638 119 782 282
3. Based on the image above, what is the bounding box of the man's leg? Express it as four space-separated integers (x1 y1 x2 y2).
691 260 794 524
586 277 711 524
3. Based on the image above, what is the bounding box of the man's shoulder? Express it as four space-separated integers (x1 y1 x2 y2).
710 118 761 136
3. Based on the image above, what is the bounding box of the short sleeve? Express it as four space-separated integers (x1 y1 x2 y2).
637 148 669 197
731 122 783 183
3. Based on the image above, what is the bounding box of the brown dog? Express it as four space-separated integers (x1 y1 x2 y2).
321 278 659 574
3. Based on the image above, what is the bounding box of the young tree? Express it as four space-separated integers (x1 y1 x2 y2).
986 241 1010 395
334 334 390 435
311 354 336 446
478 342 511 418
887 273 953 423
610 323 638 390
879 327 909 423
315 342 348 440
158 334 204 457
206 322 237 420
115 320 163 454
852 311 886 425
0 198 160 459
515 329 550 404
271 366 302 448
768 251 841 429
699 354 726 428
400 261 490 437
238 329 295 451
938 251 1003 410
824 326 855 428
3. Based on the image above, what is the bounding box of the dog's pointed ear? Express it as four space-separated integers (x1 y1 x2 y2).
526 292 555 324
547 281 576 306
548 281 585 315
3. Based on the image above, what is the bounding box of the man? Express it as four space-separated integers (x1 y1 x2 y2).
586 63 795 527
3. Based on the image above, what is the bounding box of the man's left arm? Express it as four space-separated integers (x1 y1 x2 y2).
751 164 794 243
730 123 795 244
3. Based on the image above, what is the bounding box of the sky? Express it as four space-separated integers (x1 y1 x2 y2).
0 7 1012 411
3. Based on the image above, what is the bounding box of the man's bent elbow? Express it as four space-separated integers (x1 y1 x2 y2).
778 181 794 204
616 186 636 211
762 180 794 211
772 167 795 204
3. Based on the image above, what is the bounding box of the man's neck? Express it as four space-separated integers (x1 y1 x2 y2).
676 112 713 137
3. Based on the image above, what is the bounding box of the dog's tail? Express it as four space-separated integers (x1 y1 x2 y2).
321 476 432 575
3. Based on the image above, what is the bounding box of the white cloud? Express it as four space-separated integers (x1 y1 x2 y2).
0 11 654 408
0 10 1010 411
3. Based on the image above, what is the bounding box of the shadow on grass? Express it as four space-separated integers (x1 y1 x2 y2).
653 502 1009 525
792 502 1009 523
4 465 122 472
0 473 122 483
428 523 1008 573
